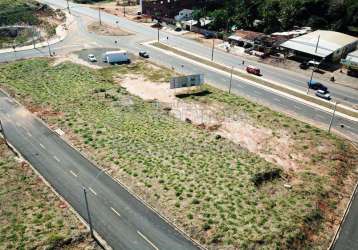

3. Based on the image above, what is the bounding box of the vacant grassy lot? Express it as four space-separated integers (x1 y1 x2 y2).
0 59 357 249
0 138 97 249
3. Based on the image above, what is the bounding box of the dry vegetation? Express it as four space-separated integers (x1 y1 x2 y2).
0 138 98 249
0 58 357 249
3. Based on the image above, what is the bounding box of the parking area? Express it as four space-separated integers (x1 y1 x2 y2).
75 48 138 67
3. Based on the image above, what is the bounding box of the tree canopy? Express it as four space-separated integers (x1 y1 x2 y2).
192 0 358 35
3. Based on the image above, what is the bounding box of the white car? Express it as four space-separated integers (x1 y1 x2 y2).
315 89 331 100
88 54 97 62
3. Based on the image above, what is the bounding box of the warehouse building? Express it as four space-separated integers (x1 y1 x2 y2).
280 30 358 62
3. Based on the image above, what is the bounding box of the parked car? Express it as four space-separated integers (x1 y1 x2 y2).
299 61 309 69
139 51 149 58
307 80 328 92
308 60 320 67
175 27 182 32
246 65 261 76
315 89 331 100
88 54 97 62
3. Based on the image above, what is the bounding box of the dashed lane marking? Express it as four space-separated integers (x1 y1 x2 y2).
39 143 45 149
53 156 60 162
110 207 121 217
89 187 97 196
137 231 159 250
70 170 78 177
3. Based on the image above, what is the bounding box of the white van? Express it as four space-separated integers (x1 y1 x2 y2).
102 50 130 64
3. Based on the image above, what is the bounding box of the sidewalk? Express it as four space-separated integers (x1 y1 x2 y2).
0 11 72 54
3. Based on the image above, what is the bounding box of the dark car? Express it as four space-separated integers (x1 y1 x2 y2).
174 27 182 32
307 80 328 92
315 89 331 100
299 61 309 69
139 51 149 58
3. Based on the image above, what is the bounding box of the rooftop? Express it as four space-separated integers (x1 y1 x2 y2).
281 30 358 58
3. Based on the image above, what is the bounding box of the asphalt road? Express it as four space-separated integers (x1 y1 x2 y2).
333 185 358 250
0 92 199 250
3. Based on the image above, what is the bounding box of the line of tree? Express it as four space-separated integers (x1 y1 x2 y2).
193 0 358 35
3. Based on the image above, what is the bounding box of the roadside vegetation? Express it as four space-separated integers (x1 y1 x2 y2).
0 138 97 249
0 58 357 249
194 0 358 35
0 0 63 49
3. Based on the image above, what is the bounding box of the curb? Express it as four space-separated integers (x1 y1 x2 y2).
0 88 205 250
328 177 358 250
0 133 110 250
0 8 72 55
146 41 358 121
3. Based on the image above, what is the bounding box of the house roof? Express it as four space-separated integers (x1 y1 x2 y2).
346 49 358 63
281 30 358 58
228 30 264 42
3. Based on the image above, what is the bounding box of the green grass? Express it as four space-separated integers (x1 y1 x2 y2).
0 139 90 249
0 59 357 249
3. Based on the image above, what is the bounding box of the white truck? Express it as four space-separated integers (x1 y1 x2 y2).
102 50 130 64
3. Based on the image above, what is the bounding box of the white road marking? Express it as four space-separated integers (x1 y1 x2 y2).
70 170 78 177
110 207 121 217
15 122 21 127
26 131 32 137
294 105 302 110
274 98 281 102
137 231 159 250
343 124 352 129
89 187 97 196
253 90 260 95
53 156 60 162
39 143 45 149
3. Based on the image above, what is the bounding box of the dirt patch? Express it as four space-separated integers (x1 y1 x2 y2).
52 54 102 69
118 75 300 171
87 21 133 36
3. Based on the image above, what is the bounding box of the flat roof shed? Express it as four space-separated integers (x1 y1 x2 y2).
280 30 358 59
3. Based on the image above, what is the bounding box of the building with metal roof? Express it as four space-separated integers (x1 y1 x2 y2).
280 30 358 62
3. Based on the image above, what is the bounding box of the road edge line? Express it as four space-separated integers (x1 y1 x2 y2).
328 179 358 250
0 133 111 250
0 88 205 250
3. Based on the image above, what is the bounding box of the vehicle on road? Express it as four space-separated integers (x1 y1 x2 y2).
102 50 130 64
299 61 309 69
246 65 261 76
88 54 97 62
139 51 149 58
307 80 328 92
315 89 331 100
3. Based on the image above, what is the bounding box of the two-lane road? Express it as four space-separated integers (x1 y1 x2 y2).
0 92 199 250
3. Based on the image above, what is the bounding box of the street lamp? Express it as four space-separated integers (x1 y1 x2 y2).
328 102 338 133
83 187 94 239
229 66 234 94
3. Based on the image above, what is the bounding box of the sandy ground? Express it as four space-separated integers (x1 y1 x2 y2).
52 54 102 69
87 21 133 36
117 75 300 171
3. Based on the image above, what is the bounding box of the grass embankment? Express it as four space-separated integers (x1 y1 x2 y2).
0 138 97 249
0 0 61 48
153 42 358 118
0 59 357 249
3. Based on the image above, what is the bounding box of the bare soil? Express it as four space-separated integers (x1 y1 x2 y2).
118 75 301 172
87 21 133 36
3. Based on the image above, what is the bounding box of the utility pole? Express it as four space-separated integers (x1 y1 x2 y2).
66 0 71 14
83 188 94 239
229 66 233 94
31 26 36 49
211 38 215 61
98 7 102 25
328 102 338 133
307 68 314 94
123 4 126 17
47 38 52 56
157 26 160 42
315 35 320 53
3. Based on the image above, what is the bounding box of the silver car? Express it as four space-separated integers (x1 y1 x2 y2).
315 90 331 100
88 54 97 62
